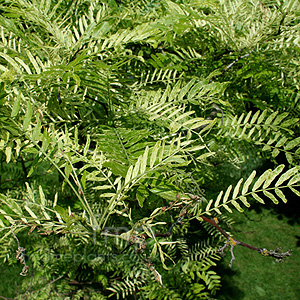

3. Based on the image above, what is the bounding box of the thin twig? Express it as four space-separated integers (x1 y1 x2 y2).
10 225 29 276
200 216 292 267
209 47 256 82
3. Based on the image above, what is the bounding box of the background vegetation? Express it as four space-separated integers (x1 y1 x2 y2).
0 0 299 299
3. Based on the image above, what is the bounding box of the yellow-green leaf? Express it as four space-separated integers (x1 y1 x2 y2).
276 167 299 186
206 199 213 212
239 196 250 207
242 170 256 195
223 185 232 203
233 178 243 199
262 165 285 189
223 204 232 213
274 188 287 203
263 190 278 204
11 91 21 117
214 191 223 208
251 193 265 204
23 101 32 131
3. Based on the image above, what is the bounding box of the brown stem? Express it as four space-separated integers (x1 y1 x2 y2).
200 215 292 266
200 216 230 238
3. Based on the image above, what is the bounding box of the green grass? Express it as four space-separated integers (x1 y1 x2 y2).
216 207 300 300
0 263 26 298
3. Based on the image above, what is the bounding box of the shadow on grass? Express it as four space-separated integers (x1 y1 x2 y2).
214 263 245 300
0 263 25 298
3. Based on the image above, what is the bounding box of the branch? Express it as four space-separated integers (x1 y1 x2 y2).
200 216 292 268
209 47 256 82
10 225 29 276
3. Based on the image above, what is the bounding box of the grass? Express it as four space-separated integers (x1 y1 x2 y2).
0 263 26 298
216 206 300 300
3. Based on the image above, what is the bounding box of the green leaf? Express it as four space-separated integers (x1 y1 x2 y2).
84 135 91 156
251 193 265 204
178 78 196 100
243 111 252 124
223 185 232 203
281 118 299 128
100 193 116 198
11 91 21 117
285 153 293 164
136 185 149 207
276 166 299 186
231 200 243 212
206 199 213 212
214 191 223 208
72 73 81 86
32 117 42 140
196 152 215 161
289 187 300 197
252 169 271 191
38 185 46 205
93 185 112 190
150 244 158 261
24 205 41 224
25 182 35 202
272 148 280 157
257 109 267 124
23 101 32 131
237 113 245 125
54 205 70 223
150 186 178 201
242 170 256 195
250 110 260 124
263 190 278 204
15 57 32 74
273 112 289 125
140 146 148 175
0 52 21 73
233 178 243 199
274 188 287 203
288 174 300 186
132 157 141 179
150 141 160 168
5 144 11 163
81 170 87 190
64 163 72 179
223 204 232 213
284 137 300 151
239 196 250 207
275 137 288 148
103 161 128 178
265 111 278 125
262 164 285 189
26 50 41 74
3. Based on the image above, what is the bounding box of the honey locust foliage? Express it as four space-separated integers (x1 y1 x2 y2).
0 0 299 299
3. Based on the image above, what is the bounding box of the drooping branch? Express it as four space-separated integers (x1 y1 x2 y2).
103 193 292 270
199 216 292 268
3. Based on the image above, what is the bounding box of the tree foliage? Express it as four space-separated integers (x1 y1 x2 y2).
0 0 299 299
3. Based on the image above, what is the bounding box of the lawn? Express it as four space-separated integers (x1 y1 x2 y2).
216 207 300 300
